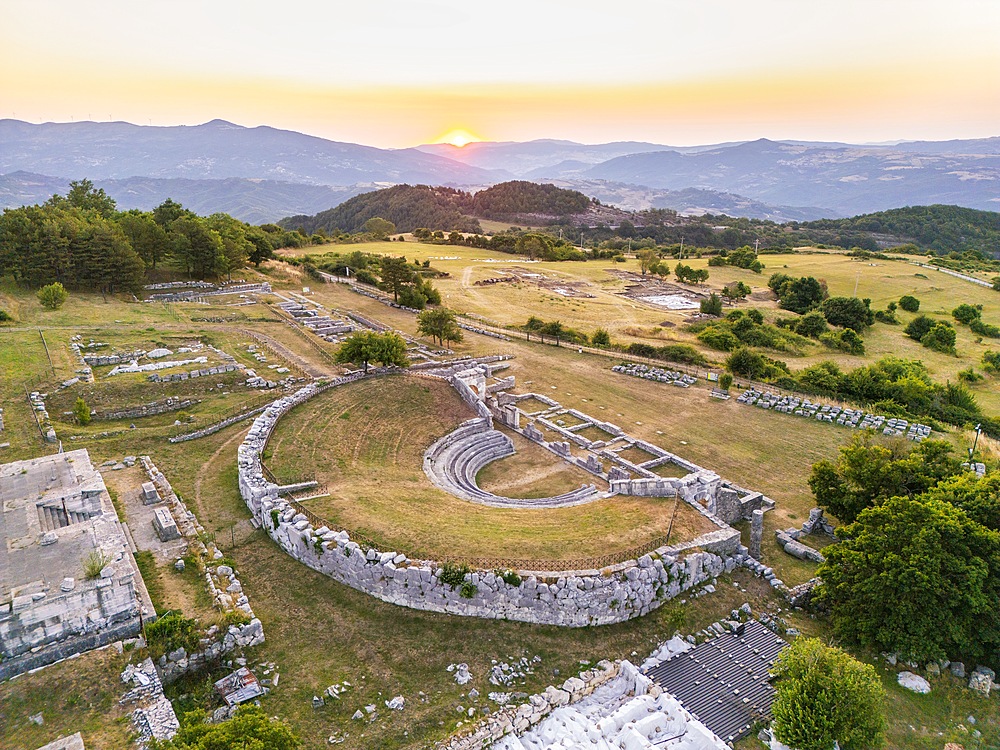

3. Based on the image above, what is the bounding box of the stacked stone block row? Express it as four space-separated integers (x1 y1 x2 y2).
423 418 600 508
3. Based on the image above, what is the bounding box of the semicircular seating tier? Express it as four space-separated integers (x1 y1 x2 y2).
423 418 602 508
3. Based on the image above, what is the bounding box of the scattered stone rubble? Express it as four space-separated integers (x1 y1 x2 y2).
612 362 698 388
121 657 180 747
738 388 932 441
140 456 264 683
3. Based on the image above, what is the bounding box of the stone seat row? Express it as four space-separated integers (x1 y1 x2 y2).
424 421 600 508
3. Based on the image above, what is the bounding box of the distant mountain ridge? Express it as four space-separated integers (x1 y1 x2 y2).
2 120 998 223
0 119 497 185
0 171 367 225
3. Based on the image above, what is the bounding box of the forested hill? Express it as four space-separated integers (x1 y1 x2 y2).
280 181 595 234
469 181 591 218
795 205 1000 255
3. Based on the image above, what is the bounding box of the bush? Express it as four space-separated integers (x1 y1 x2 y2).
953 303 983 324
795 311 829 338
921 322 957 354
771 638 887 750
697 326 741 351
0 310 11 322
873 309 899 324
145 610 201 660
904 314 935 341
699 292 723 316
820 296 873 332
590 328 611 347
459 581 478 599
497 569 522 587
970 318 1000 338
898 295 920 312
820 328 865 355
724 347 789 381
958 367 983 383
73 397 91 426
718 373 733 391
37 282 69 310
439 562 470 588
984 351 1000 374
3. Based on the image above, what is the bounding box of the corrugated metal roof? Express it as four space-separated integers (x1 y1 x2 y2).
644 620 788 743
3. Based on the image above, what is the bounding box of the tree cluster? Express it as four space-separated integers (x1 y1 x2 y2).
812 434 1000 665
0 181 288 292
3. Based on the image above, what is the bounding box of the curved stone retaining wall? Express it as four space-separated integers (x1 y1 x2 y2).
237 372 745 627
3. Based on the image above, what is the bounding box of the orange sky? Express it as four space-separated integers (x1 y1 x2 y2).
2 1 998 147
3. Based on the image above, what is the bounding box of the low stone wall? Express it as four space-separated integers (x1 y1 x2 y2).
97 398 198 422
167 404 269 443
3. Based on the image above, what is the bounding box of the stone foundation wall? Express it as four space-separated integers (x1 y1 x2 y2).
236 375 746 627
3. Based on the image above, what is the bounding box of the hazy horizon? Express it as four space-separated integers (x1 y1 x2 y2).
4 0 999 149
3 117 997 153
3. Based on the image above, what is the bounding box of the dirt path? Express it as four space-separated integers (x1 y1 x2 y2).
193 426 249 519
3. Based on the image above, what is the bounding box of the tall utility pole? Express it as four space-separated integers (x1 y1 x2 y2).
754 238 760 256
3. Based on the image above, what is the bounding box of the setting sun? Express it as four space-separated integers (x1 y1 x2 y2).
435 128 482 147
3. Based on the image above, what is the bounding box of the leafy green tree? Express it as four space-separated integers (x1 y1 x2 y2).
46 179 117 217
153 705 301 749
721 280 751 304
37 281 68 309
769 274 827 313
898 295 920 312
809 432 961 523
378 256 413 302
244 225 276 267
925 473 1000 531
362 216 396 239
953 303 983 324
514 233 554 260
637 248 659 275
699 292 723 316
73 397 91 426
335 331 409 374
118 211 170 269
820 296 873 332
168 216 226 278
417 307 463 346
591 328 611 348
817 494 1000 663
208 214 253 280
794 311 829 338
151 198 191 227
718 372 733 391
770 638 886 750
